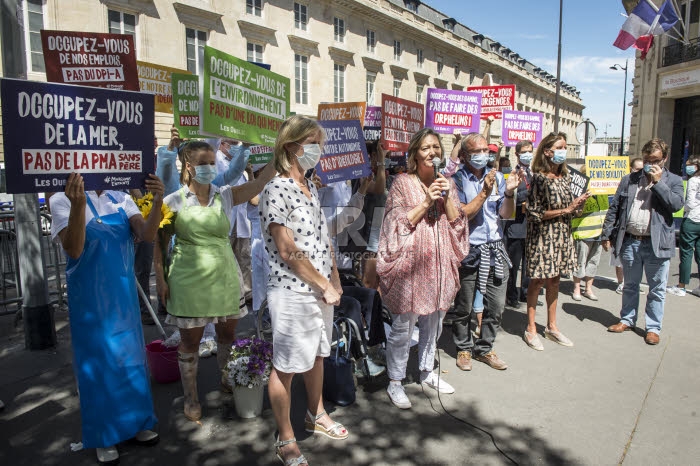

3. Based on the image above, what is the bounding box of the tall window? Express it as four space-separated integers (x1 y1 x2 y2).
247 42 263 62
393 79 401 98
108 9 135 36
454 63 460 79
416 48 423 68
436 56 443 75
295 54 308 105
24 0 45 72
334 17 345 43
246 0 262 16
416 84 424 103
366 72 376 105
334 63 345 102
294 2 307 31
366 29 375 53
186 28 206 75
393 40 401 61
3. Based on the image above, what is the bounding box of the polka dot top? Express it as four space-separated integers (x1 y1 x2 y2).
259 177 333 293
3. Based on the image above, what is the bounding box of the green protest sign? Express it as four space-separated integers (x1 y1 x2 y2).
172 73 204 139
201 46 289 145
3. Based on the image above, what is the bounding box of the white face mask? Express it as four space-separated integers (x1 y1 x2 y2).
296 143 322 170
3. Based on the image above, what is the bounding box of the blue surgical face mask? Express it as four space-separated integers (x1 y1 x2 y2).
686 165 697 177
551 149 567 165
643 163 653 174
192 164 218 184
519 152 533 166
469 153 489 170
227 143 244 159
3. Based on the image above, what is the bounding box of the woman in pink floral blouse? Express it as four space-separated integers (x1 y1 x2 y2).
377 128 470 409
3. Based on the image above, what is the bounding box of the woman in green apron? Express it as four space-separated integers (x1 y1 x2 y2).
154 141 276 422
51 172 165 464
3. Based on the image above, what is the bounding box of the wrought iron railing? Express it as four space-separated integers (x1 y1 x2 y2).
662 37 700 67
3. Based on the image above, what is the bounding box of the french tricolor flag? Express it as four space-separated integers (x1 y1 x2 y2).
613 0 679 54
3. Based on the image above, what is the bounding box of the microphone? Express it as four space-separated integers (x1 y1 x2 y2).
433 157 446 197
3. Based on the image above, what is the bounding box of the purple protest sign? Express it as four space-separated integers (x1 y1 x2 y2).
425 88 481 134
501 110 544 147
363 106 381 141
317 120 371 184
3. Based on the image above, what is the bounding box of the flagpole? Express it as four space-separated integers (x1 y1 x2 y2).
670 0 689 43
553 0 563 133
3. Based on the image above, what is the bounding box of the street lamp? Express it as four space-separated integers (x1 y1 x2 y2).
610 59 628 156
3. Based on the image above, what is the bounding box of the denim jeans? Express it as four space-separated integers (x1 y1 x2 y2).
452 266 506 356
619 236 670 334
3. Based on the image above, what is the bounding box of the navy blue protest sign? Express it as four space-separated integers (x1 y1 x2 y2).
317 120 371 184
0 78 154 193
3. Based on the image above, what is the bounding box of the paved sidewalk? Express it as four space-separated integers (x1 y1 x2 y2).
1 256 699 465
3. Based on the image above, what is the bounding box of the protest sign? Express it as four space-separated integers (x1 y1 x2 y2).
0 78 154 193
380 94 424 152
388 152 407 167
466 85 515 119
568 165 589 199
316 120 371 184
425 88 481 134
172 73 206 139
249 144 274 170
200 46 289 145
41 30 138 91
501 110 544 147
318 101 367 127
363 106 381 141
586 156 629 195
137 61 189 113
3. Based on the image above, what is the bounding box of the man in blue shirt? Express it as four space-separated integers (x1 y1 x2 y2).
451 133 522 371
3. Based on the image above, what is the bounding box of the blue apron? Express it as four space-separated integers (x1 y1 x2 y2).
66 193 156 449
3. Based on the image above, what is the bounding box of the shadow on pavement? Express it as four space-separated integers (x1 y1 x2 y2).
561 303 620 329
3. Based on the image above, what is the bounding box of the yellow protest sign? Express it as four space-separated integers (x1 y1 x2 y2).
137 61 190 113
586 156 629 195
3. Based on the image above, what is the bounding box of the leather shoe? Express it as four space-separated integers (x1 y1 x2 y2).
645 332 660 345
456 351 472 371
607 322 631 333
474 351 508 370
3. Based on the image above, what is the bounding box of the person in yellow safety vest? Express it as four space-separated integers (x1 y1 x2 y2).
571 164 609 301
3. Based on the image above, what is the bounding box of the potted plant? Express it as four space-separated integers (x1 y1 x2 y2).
222 337 273 418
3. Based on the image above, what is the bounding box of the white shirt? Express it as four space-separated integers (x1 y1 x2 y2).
685 176 700 223
50 191 140 242
259 177 332 293
216 149 251 238
163 185 236 227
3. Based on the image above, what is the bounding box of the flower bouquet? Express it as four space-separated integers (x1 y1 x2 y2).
136 192 176 276
223 338 273 418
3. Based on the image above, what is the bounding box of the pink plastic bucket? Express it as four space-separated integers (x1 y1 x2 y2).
146 340 180 383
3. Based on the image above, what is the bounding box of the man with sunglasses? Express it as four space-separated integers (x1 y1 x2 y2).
602 138 684 345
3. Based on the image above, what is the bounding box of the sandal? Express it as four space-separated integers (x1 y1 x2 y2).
274 437 308 466
304 410 349 440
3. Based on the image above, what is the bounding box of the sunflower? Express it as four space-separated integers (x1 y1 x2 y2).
159 203 175 229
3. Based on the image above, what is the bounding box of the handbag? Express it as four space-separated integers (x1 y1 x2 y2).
323 318 356 406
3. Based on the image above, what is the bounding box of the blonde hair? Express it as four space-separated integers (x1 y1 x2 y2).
179 140 214 185
406 128 444 174
532 131 569 176
273 115 324 175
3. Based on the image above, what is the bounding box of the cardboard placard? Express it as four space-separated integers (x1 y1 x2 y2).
137 61 189 114
316 120 371 184
0 78 154 193
568 165 590 199
40 30 139 91
249 144 274 170
425 88 481 134
380 94 424 152
501 110 544 147
172 73 205 139
586 156 630 195
466 85 515 119
317 101 367 127
200 46 289 145
363 106 381 141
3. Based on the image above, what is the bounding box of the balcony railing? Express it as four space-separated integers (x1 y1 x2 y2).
662 37 700 67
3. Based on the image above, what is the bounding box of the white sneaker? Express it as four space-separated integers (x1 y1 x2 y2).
421 372 455 394
198 339 216 358
96 446 119 464
387 382 412 409
615 283 624 294
666 286 687 297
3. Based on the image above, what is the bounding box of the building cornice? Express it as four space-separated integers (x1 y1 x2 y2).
361 56 385 73
413 70 430 85
434 78 448 89
237 20 278 46
173 2 223 32
287 34 320 56
390 64 409 79
99 0 158 16
328 46 355 66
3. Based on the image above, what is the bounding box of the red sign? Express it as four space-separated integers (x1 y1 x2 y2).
466 85 516 119
380 93 424 152
40 30 139 91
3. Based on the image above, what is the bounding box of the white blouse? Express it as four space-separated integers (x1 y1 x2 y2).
50 191 140 241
